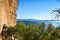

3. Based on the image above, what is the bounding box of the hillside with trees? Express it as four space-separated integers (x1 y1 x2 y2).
3 22 60 40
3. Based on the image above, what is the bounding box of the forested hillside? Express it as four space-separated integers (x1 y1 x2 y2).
4 22 60 40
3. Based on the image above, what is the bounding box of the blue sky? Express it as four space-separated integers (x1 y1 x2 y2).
16 0 60 20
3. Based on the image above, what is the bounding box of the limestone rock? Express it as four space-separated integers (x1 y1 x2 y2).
0 0 18 34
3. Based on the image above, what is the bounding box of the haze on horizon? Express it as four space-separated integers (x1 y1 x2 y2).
16 0 60 20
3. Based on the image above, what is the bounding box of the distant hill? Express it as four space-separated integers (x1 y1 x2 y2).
17 19 60 26
17 19 39 25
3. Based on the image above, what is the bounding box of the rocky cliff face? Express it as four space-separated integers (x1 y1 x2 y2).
0 0 18 34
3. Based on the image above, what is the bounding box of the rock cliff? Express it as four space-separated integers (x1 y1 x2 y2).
0 0 18 34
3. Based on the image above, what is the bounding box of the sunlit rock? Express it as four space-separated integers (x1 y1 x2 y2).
0 0 18 34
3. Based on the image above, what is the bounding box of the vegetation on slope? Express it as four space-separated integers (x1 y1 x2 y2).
3 22 60 40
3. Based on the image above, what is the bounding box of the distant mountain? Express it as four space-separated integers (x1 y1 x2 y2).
17 19 60 26
17 19 39 25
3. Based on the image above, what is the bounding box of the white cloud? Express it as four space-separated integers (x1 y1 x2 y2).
33 16 53 20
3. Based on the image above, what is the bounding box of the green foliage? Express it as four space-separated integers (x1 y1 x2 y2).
5 22 60 40
39 23 46 32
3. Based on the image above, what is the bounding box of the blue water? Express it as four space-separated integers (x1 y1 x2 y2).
37 20 60 27
17 19 60 27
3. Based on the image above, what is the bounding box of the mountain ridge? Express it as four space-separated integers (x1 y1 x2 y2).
17 19 60 27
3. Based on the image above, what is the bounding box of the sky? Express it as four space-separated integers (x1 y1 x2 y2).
16 0 60 20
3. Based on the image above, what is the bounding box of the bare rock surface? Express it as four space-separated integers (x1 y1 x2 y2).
0 0 18 37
